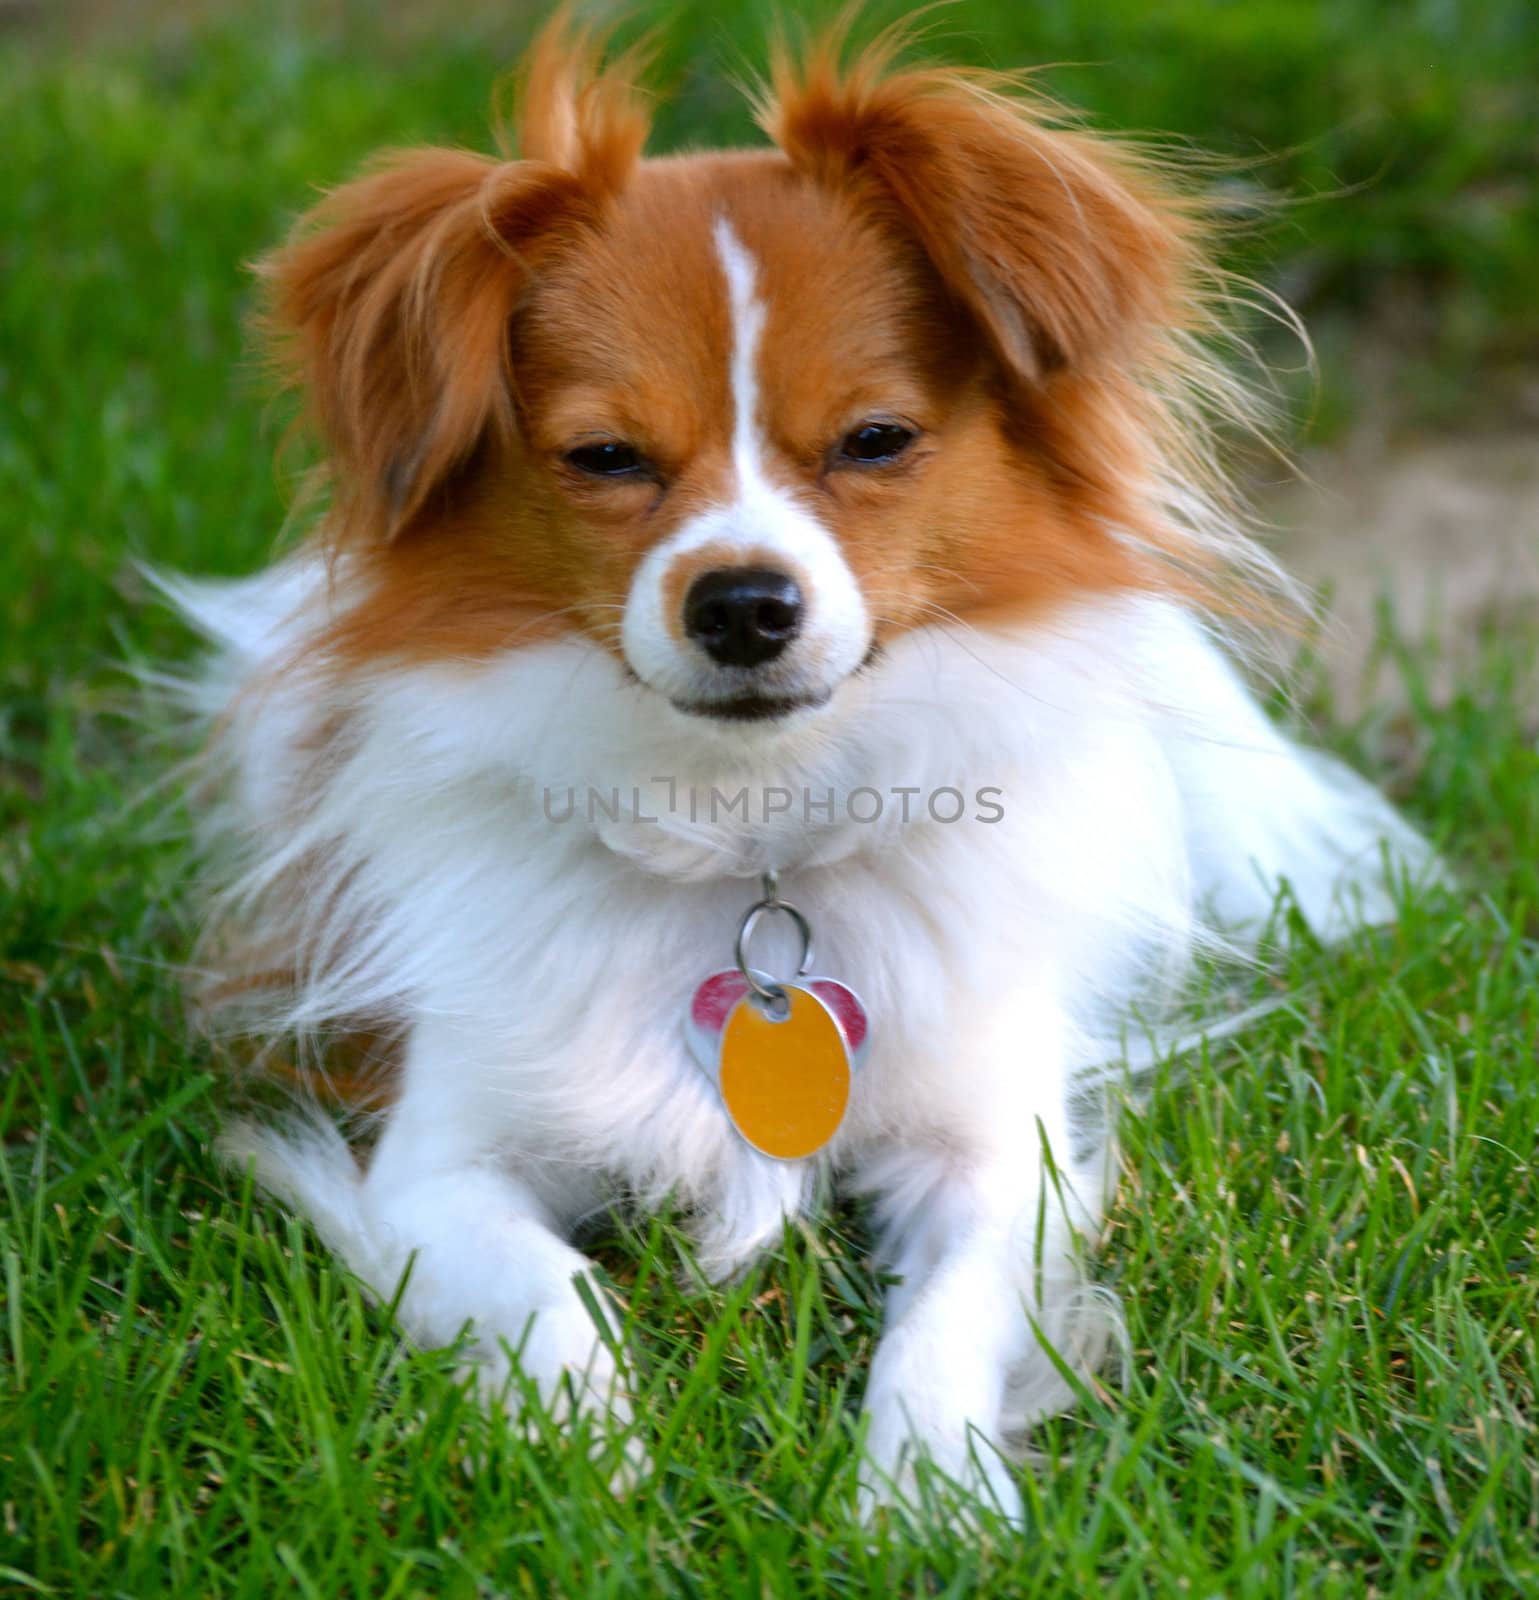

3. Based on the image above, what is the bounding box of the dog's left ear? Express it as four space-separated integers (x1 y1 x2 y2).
760 38 1193 384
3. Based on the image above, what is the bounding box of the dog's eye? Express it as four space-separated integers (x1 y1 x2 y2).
838 421 917 465
565 441 644 477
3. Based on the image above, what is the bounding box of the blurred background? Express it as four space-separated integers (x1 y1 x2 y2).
3 0 1536 717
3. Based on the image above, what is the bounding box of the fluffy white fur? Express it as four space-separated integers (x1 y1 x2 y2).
170 544 1436 1521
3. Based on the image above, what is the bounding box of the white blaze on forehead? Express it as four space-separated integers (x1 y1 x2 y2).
616 215 872 707
713 217 769 483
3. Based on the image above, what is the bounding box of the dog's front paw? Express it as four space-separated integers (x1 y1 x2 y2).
859 1405 1023 1529
466 1296 649 1490
859 1351 1024 1529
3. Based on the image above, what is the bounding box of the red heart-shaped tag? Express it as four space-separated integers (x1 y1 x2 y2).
684 970 870 1081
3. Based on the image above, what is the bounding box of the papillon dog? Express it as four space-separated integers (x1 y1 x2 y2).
162 17 1438 1521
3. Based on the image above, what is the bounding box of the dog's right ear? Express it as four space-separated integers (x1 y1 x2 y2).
260 14 650 543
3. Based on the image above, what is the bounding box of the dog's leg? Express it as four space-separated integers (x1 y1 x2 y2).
353 1024 637 1457
857 1001 1110 1525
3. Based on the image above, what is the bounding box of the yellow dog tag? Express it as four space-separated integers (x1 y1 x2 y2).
718 985 851 1161
684 872 870 1162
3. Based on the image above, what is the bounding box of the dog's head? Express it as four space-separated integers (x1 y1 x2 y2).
267 18 1217 731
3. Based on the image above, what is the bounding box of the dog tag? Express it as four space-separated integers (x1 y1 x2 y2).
720 985 848 1160
685 971 869 1161
685 873 870 1161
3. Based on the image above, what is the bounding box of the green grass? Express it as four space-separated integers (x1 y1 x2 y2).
3 6 1538 1595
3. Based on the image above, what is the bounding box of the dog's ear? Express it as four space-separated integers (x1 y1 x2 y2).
260 151 583 541
760 32 1193 385
260 15 650 541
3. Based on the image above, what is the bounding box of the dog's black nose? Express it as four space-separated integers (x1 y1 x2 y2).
683 567 803 668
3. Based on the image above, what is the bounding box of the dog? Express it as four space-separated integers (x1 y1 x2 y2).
161 16 1438 1521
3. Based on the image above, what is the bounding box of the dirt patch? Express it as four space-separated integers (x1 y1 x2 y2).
1260 428 1539 709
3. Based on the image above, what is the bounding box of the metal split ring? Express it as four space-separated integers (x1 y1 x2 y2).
734 871 814 1012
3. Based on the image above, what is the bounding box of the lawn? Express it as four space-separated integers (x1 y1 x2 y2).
3 4 1537 1594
